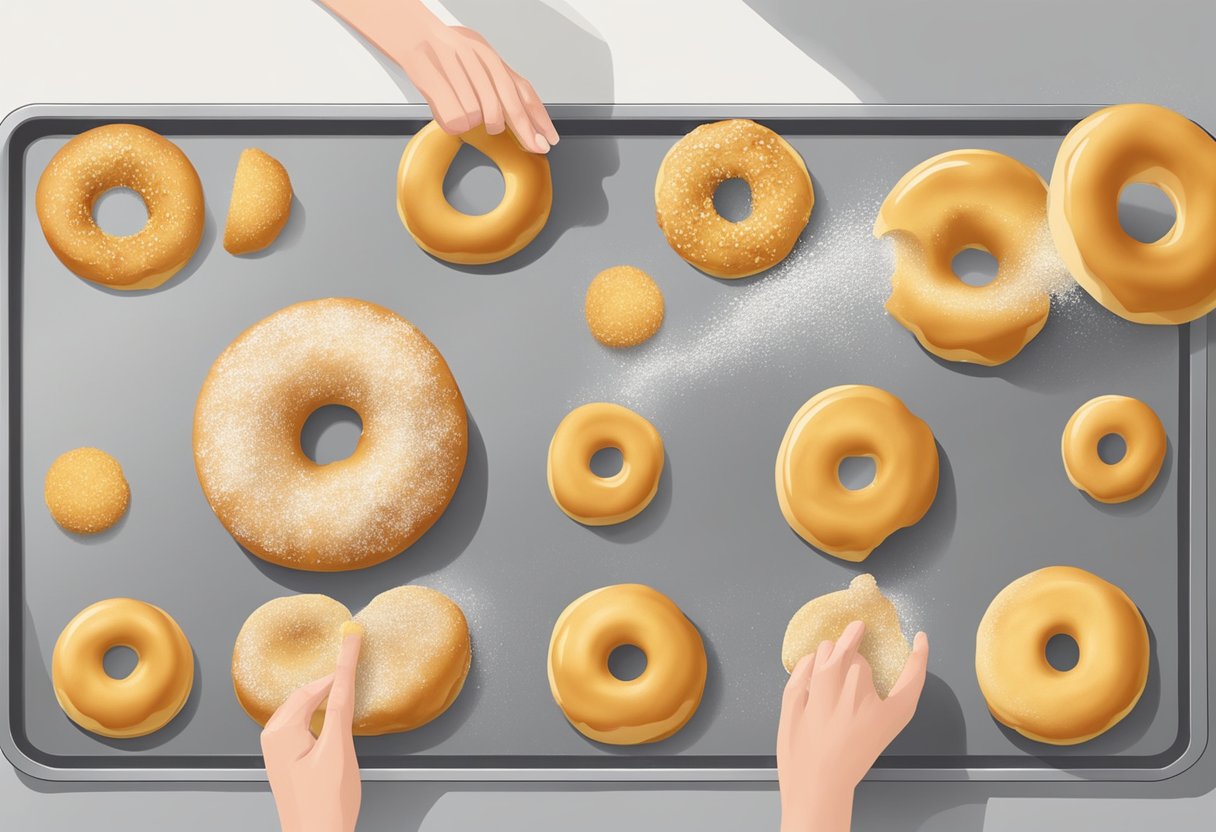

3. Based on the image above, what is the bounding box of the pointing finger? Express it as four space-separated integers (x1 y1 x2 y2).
320 622 363 742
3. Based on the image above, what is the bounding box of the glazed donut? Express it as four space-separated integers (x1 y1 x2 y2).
1062 395 1166 503
224 148 293 255
875 150 1052 365
655 119 813 278
35 124 204 289
976 565 1149 745
584 265 665 348
775 385 939 562
547 403 664 525
194 298 468 571
52 598 194 738
233 586 471 735
44 447 130 534
397 122 552 264
1049 103 1216 324
548 584 706 745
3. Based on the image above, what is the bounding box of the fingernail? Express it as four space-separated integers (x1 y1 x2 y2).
534 133 549 153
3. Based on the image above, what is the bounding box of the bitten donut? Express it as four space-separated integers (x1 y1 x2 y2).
44 447 130 534
1049 103 1216 324
875 150 1053 365
52 598 194 738
1062 395 1166 503
655 119 813 278
397 122 552 264
35 124 204 289
224 148 293 255
194 298 468 571
548 584 707 745
976 566 1150 745
776 385 939 562
547 403 664 525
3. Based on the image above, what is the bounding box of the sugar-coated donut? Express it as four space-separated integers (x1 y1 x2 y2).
776 385 939 561
44 447 130 534
584 265 665 347
35 124 204 289
1062 395 1166 503
224 148 293 255
976 565 1149 745
233 586 471 735
397 121 552 264
194 298 468 571
875 150 1052 365
1049 103 1216 324
547 403 664 525
52 598 194 738
655 119 813 278
548 584 706 745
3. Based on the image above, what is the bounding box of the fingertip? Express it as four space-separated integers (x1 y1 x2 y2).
914 631 929 654
533 133 550 153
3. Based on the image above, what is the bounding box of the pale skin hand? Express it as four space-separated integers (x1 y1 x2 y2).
262 631 363 832
317 0 559 153
777 621 930 832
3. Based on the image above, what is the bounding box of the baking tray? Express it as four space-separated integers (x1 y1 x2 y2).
0 104 1208 782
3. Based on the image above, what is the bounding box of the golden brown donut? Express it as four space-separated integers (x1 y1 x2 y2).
976 565 1150 745
1049 103 1216 324
193 298 467 571
875 150 1052 365
1061 395 1166 503
397 121 552 264
548 584 706 745
224 148 293 255
775 385 939 561
584 265 665 347
35 123 205 289
232 586 471 735
655 119 814 278
44 447 130 534
52 598 194 738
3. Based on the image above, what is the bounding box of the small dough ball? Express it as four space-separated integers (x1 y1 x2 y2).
782 574 911 698
224 148 293 255
584 265 665 347
44 447 130 534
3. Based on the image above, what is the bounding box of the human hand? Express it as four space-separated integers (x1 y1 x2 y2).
262 626 363 832
777 621 929 832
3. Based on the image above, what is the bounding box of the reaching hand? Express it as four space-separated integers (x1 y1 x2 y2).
262 627 363 832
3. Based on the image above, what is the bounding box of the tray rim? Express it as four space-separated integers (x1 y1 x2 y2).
0 103 1208 783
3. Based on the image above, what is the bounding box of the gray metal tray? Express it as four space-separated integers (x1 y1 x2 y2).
0 104 1207 782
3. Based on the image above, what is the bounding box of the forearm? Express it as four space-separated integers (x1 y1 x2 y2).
781 787 854 832
315 0 440 56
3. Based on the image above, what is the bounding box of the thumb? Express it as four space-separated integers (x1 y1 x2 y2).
882 631 929 734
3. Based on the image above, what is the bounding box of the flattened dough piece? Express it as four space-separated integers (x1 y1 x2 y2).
224 148 293 255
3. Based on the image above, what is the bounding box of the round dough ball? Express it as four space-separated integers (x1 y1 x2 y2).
584 265 665 347
44 447 130 534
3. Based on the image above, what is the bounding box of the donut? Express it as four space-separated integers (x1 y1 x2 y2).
233 586 471 735
1049 103 1216 324
775 385 939 561
44 447 130 534
224 148 293 255
35 123 205 289
875 150 1052 366
194 298 467 571
584 265 665 348
976 565 1149 745
547 403 664 525
655 119 813 279
782 574 910 698
1062 395 1166 503
52 598 194 738
396 122 552 264
548 584 706 745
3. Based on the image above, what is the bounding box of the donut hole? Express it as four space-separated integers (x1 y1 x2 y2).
950 246 999 287
837 455 877 490
607 644 647 681
92 187 149 237
300 405 364 465
1045 633 1080 672
443 143 506 216
1098 432 1128 465
103 645 139 680
713 177 753 223
1117 182 1177 244
589 446 624 479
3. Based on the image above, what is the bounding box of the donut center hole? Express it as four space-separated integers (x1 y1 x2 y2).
713 178 753 223
300 405 363 465
103 645 139 680
589 446 624 478
837 455 876 490
1117 182 1176 244
92 187 149 236
607 644 647 681
1045 633 1080 672
443 144 505 216
1097 432 1127 465
951 246 999 287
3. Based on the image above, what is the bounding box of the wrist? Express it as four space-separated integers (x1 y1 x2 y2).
781 785 855 832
